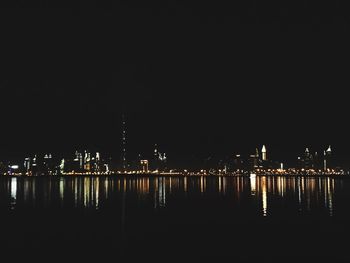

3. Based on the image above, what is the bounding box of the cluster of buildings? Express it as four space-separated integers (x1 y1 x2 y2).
0 144 342 177
139 144 168 173
5 151 109 176
229 145 277 173
0 144 169 176
0 117 343 176
0 116 170 176
297 146 332 171
217 145 340 176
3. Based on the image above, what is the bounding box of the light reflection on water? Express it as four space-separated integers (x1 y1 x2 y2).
157 177 166 208
10 177 17 209
0 176 340 216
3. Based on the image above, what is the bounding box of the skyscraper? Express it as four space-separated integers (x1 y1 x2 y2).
302 148 314 170
60 159 65 174
254 148 260 168
262 145 267 161
84 150 91 172
74 151 83 171
95 152 101 172
324 145 332 171
140 160 149 173
24 157 31 173
153 144 159 171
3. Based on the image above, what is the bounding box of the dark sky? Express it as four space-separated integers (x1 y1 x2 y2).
1 1 349 165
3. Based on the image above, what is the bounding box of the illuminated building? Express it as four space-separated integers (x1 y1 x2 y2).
60 159 65 174
74 151 83 170
248 148 262 171
104 164 109 173
9 165 20 175
0 142 345 176
262 145 267 161
74 151 83 172
79 153 83 169
254 148 260 168
152 144 167 172
324 145 332 171
43 153 54 174
141 160 149 173
153 144 160 171
159 152 167 171
31 155 38 176
154 144 159 166
95 152 101 172
302 148 314 170
24 157 31 172
84 151 91 171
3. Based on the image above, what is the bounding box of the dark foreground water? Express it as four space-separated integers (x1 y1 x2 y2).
1 175 350 262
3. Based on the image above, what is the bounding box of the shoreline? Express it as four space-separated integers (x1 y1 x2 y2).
2 173 349 179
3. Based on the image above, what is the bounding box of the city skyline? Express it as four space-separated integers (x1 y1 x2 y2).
0 142 344 176
0 104 345 170
1 3 349 165
0 112 345 169
1 2 350 263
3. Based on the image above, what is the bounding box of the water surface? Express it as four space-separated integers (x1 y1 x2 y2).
1 175 349 262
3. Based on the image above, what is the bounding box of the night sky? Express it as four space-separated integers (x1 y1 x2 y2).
1 1 349 165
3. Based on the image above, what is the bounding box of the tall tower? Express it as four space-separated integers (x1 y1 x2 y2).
262 145 267 161
153 144 159 171
96 152 101 172
324 145 332 171
303 148 314 170
154 144 158 160
254 148 260 168
121 114 127 171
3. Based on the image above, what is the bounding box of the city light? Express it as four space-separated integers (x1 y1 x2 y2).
0 144 346 177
